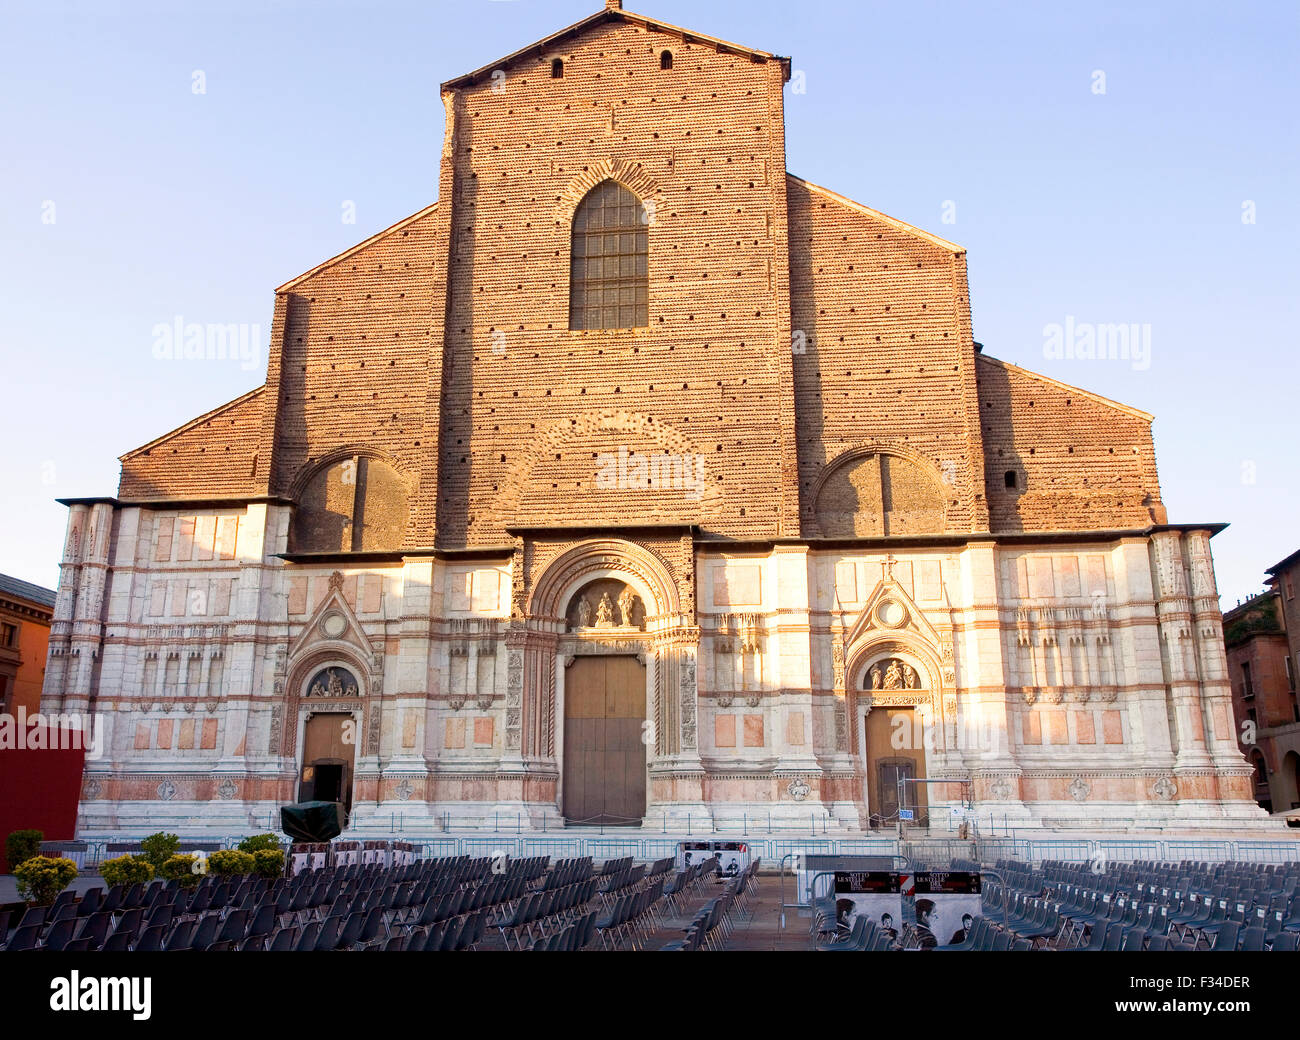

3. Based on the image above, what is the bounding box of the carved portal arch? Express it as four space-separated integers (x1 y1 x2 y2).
282 642 374 760
845 636 946 758
529 538 682 624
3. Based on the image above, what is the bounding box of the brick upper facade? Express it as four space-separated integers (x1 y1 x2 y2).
114 5 1164 549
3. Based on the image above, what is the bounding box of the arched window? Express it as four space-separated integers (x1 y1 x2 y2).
660 50 673 70
291 455 409 552
569 180 648 330
551 58 564 79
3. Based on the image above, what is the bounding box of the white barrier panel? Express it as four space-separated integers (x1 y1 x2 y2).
905 871 982 948
833 871 903 940
678 840 752 877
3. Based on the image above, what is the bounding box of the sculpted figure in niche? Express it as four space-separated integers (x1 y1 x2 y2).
869 663 883 690
308 667 358 699
595 592 615 627
883 660 905 690
617 586 639 628
576 596 593 628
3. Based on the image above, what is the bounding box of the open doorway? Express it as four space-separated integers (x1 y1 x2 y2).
299 712 355 814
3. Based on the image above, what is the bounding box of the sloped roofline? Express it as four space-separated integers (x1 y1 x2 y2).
440 5 790 91
275 202 439 293
788 174 966 254
119 385 266 461
976 353 1154 423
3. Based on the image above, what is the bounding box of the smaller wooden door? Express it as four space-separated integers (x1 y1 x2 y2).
300 713 355 811
865 707 927 824
563 656 646 824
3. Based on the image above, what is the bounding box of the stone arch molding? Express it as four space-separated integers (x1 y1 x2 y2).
556 159 664 226
529 538 682 625
811 440 949 536
284 443 414 500
278 572 385 758
495 409 721 524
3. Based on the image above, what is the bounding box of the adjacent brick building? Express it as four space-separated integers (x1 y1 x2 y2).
44 1 1263 835
0 573 56 717
1226 551 1300 815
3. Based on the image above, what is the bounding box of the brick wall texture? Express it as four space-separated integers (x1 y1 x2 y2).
116 9 1165 545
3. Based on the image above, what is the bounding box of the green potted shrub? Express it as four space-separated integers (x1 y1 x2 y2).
236 834 281 854
207 849 255 877
252 848 286 879
99 854 155 887
5 829 43 871
160 853 205 888
140 832 180 874
14 855 78 906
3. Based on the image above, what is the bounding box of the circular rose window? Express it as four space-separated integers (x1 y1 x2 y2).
875 598 908 628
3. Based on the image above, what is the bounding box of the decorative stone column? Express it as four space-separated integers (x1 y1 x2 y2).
1151 530 1214 777
645 619 712 830
1186 530 1257 810
961 541 1032 829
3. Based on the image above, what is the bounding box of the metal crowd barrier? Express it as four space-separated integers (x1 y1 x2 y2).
60 833 1300 870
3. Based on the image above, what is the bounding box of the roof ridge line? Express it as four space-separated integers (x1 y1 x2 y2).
275 202 439 293
976 352 1154 422
787 173 966 254
119 385 266 461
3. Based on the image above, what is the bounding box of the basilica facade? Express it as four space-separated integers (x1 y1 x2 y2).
44 1 1262 835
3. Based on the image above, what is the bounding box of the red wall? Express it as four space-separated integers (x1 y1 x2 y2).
0 723 84 872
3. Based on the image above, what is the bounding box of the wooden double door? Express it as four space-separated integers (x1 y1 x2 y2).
865 707 927 825
563 656 647 825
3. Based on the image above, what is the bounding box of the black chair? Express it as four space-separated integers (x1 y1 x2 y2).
267 927 298 951
135 925 168 952
77 888 103 917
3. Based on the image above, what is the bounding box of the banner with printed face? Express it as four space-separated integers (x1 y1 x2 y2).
832 871 903 940
908 871 982 949
678 840 750 877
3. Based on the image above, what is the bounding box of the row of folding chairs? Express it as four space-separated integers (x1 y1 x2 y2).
493 878 600 949
524 911 598 952
596 880 666 950
663 855 720 914
660 864 759 951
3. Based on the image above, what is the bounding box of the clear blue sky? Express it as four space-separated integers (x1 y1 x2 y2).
2 0 1296 608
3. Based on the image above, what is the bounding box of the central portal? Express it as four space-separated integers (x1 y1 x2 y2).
563 655 647 825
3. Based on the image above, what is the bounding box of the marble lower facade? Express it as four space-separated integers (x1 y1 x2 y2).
43 501 1272 837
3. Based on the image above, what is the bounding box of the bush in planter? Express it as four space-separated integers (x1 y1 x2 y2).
140 832 180 873
14 855 78 905
160 853 205 888
207 849 255 877
5 829 43 870
99 854 154 888
236 834 281 854
252 848 285 879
